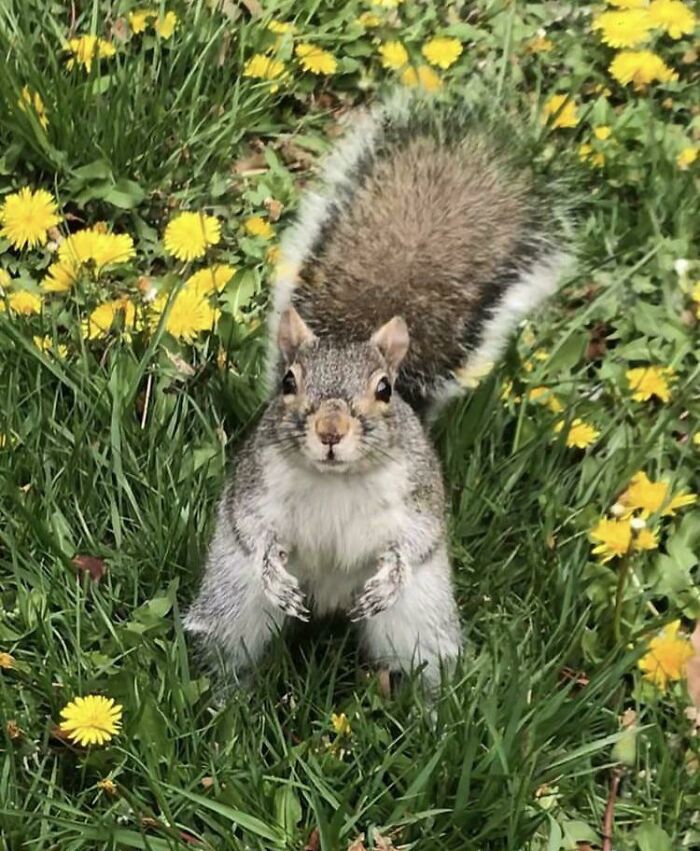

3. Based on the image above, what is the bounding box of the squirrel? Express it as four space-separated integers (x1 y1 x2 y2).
184 95 571 687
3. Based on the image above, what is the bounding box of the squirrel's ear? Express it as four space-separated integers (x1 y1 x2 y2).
278 306 316 363
371 316 409 376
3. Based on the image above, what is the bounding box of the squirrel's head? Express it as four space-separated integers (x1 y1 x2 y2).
272 306 409 474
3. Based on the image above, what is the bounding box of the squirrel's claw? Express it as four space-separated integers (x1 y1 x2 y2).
263 568 310 621
262 541 310 621
348 550 407 622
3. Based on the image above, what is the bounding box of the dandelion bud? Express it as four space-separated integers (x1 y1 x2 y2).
674 258 690 277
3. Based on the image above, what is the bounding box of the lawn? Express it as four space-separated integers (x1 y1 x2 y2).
1 1 699 849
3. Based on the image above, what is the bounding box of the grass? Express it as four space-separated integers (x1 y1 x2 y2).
1 0 699 849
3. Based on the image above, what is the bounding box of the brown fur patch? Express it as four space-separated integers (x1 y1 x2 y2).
292 134 532 399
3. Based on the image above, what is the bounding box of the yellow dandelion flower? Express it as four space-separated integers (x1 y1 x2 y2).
541 95 579 129
18 86 48 129
634 526 659 552
691 281 700 304
128 9 154 33
609 50 678 88
97 778 118 795
66 35 116 72
356 12 382 27
185 264 236 295
59 695 122 747
421 37 463 69
163 212 220 262
554 418 600 449
590 518 632 562
154 11 178 39
528 386 564 413
594 125 612 140
243 54 287 89
526 35 554 53
379 41 409 69
83 298 135 340
295 44 337 75
638 620 693 689
626 365 674 402
58 228 98 266
579 143 605 167
91 232 136 270
33 335 68 358
0 187 60 250
0 269 10 289
331 712 352 735
647 0 696 38
400 64 442 92
244 215 274 239
268 20 295 34
0 652 15 669
84 302 118 339
677 146 698 169
609 0 648 7
372 0 401 6
621 470 697 516
152 287 219 343
2 290 42 315
56 227 134 274
592 10 653 48
693 431 700 446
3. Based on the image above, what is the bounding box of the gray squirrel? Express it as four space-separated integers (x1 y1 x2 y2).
184 95 571 687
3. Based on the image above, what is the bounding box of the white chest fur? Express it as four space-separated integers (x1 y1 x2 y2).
260 449 410 612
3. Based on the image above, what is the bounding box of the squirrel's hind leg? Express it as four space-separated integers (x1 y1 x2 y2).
184 546 287 685
357 551 461 689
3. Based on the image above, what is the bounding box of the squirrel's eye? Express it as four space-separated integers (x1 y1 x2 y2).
281 369 297 395
375 376 392 403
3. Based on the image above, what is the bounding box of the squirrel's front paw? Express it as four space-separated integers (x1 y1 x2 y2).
349 549 408 622
262 542 310 622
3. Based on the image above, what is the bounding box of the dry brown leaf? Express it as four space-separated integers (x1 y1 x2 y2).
214 0 240 23
163 348 196 378
585 322 610 362
372 829 397 850
49 723 73 745
278 139 316 171
6 720 22 740
239 0 263 17
264 197 284 222
111 17 129 42
72 555 107 583
346 834 366 851
217 30 232 67
304 828 321 851
200 776 215 790
232 150 268 174
686 620 700 709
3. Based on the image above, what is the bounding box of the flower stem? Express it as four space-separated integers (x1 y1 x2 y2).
612 554 632 643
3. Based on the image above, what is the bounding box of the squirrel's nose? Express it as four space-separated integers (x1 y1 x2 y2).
315 413 348 446
318 430 342 446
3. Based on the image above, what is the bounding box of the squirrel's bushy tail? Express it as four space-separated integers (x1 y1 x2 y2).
269 92 574 413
